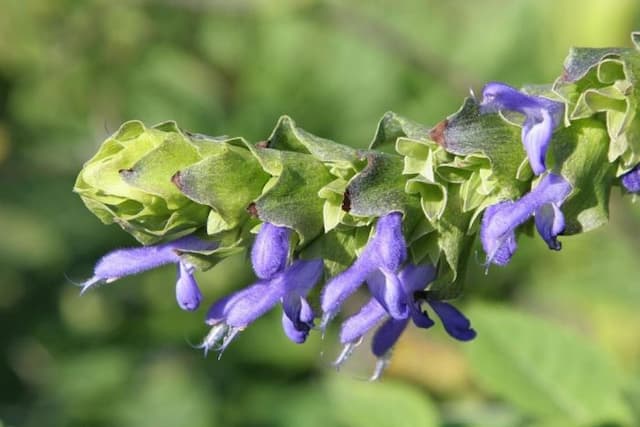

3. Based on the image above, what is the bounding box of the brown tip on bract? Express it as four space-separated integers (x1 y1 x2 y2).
246 202 259 217
255 140 270 149
171 171 183 189
341 188 351 212
429 119 448 146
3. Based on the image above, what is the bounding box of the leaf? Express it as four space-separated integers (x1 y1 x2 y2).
173 142 269 229
437 97 527 201
347 152 416 217
405 176 447 221
253 149 333 245
428 186 474 297
370 111 432 150
549 118 615 234
267 115 361 169
241 376 439 427
466 303 631 426
556 47 630 85
324 376 440 427
119 131 201 209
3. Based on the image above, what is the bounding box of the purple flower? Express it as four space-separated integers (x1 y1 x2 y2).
320 212 407 327
480 82 564 176
80 235 217 311
251 222 291 279
199 223 323 353
481 173 572 266
335 264 475 380
621 165 640 193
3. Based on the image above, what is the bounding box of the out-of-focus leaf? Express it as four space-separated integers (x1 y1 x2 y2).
0 205 66 268
241 376 439 427
325 376 440 427
114 357 217 427
466 303 632 426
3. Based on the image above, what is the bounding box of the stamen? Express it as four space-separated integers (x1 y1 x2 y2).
370 354 391 381
332 337 363 369
217 327 241 360
319 312 334 334
197 324 229 357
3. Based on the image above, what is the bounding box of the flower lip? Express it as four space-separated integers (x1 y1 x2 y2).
413 290 476 341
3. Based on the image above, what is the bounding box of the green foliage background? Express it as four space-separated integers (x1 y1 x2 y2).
1 1 640 426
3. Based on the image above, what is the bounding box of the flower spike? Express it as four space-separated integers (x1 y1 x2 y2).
72 35 640 376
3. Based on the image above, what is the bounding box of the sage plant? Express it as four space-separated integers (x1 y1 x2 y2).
75 33 640 378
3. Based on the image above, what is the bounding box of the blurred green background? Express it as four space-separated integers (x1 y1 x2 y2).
1 0 640 426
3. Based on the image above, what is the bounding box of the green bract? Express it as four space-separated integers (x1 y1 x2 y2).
74 121 212 244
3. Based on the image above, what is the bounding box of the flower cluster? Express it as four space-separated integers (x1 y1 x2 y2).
479 83 572 266
81 213 475 378
201 223 323 351
321 213 474 379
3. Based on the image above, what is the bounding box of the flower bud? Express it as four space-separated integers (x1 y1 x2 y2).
74 121 209 244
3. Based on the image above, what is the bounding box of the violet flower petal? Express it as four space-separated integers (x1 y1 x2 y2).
480 202 518 266
522 112 554 175
321 212 407 322
175 262 202 311
480 82 563 176
320 255 377 322
371 318 409 357
339 298 387 344
282 312 308 344
280 259 323 328
535 203 565 250
365 269 408 320
481 173 571 265
83 235 217 292
251 223 291 280
395 263 437 328
212 281 284 329
621 165 640 192
370 212 407 271
409 304 435 329
398 263 437 293
428 300 476 341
